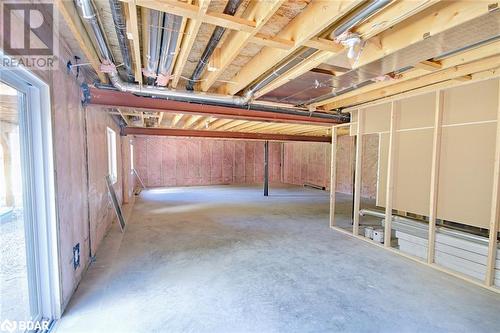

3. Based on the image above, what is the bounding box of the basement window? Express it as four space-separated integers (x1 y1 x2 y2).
107 127 117 184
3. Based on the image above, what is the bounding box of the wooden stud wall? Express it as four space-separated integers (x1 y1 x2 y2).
329 78 500 293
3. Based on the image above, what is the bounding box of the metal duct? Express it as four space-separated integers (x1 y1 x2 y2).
77 0 348 122
108 0 134 82
304 10 500 107
157 13 183 86
331 0 392 38
144 9 164 84
77 0 114 62
241 47 319 100
186 0 243 90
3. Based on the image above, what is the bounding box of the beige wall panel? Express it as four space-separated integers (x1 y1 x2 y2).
362 102 391 134
393 130 433 215
398 92 436 129
442 79 499 125
437 123 496 228
377 130 433 215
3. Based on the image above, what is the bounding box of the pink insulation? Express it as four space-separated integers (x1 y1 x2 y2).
85 106 126 256
283 134 379 198
134 137 282 187
51 61 90 310
283 142 330 188
42 41 130 310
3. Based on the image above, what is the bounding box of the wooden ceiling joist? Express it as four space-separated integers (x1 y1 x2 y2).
171 0 211 88
250 0 442 100
123 127 331 142
318 40 500 109
198 0 286 92
54 0 107 82
325 54 500 109
353 0 493 70
220 0 363 96
124 1 142 83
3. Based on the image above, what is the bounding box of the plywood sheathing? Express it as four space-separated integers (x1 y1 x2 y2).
134 137 281 186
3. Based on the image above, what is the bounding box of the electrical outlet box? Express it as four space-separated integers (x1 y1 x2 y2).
73 243 80 270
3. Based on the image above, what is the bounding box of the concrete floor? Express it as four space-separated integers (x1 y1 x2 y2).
55 184 500 333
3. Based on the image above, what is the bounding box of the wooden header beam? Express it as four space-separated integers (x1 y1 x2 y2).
86 87 341 126
123 127 331 142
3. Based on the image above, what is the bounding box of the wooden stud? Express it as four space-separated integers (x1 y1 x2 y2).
125 1 142 84
244 0 438 98
340 68 500 113
222 0 362 95
171 114 183 128
171 0 211 88
427 90 444 263
384 101 398 246
329 126 338 228
199 0 286 92
316 40 500 109
250 33 294 50
246 0 439 98
253 50 334 99
54 0 107 82
353 109 364 235
329 225 500 294
323 55 500 109
303 37 343 53
183 115 202 128
354 1 492 70
485 80 500 286
414 60 442 71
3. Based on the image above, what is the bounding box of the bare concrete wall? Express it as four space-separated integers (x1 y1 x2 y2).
282 135 378 199
134 137 282 186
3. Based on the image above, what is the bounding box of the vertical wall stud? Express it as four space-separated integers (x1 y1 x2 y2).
486 82 500 286
427 91 444 263
384 101 398 246
329 126 338 228
353 109 364 235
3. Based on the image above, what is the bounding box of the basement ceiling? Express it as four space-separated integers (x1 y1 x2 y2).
56 0 500 133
